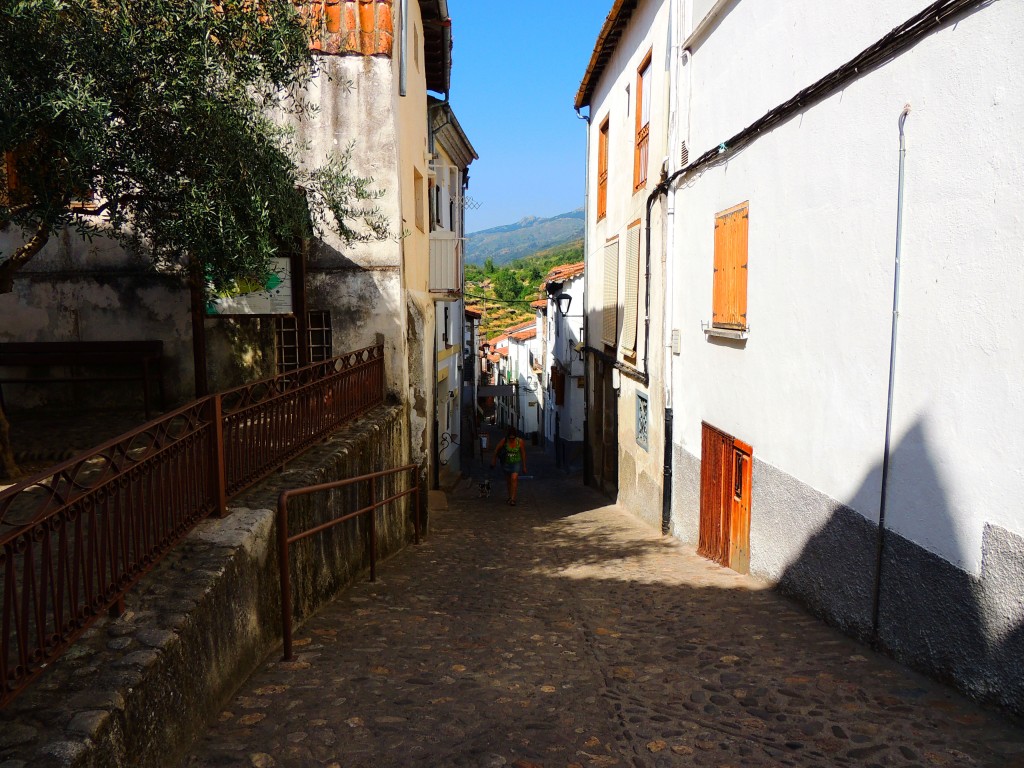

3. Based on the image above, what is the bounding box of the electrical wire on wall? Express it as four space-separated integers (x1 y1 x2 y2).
606 0 992 390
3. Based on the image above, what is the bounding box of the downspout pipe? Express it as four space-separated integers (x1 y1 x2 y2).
399 0 409 96
576 106 592 485
871 104 911 648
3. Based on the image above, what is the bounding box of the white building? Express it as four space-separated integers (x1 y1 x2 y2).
576 0 671 527
540 262 586 470
578 0 1024 716
428 98 477 488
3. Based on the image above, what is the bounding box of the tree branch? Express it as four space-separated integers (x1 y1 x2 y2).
1 202 38 230
0 218 51 293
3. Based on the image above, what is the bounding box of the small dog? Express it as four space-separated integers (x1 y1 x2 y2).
478 478 491 498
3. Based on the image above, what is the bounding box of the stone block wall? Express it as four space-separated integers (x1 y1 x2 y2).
0 403 414 767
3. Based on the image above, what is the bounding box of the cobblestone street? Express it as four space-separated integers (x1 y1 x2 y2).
184 447 1024 768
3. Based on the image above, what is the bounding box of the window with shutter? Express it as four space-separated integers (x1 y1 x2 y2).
712 202 749 330
601 239 619 348
634 51 652 192
597 118 609 221
621 221 641 354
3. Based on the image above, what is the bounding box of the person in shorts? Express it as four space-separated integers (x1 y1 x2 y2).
491 426 527 505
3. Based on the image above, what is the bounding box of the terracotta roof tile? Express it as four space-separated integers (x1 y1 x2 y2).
511 328 537 341
545 261 585 285
296 0 393 56
530 299 547 309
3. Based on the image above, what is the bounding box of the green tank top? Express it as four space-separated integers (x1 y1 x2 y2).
504 439 521 463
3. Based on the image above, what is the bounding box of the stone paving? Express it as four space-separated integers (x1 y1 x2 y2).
183 444 1024 768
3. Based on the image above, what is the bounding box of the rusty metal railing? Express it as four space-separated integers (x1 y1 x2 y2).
220 345 386 500
277 464 421 661
0 344 385 708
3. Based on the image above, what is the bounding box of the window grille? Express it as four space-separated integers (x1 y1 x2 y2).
275 316 299 373
635 391 649 451
307 310 333 362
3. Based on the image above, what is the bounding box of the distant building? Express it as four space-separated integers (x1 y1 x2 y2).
540 262 585 470
427 97 477 488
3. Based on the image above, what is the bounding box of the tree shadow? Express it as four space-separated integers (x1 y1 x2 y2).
777 418 1024 718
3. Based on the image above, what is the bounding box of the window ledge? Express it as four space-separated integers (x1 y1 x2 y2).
703 324 749 341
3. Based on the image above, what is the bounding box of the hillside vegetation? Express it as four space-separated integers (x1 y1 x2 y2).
465 209 583 267
466 239 583 339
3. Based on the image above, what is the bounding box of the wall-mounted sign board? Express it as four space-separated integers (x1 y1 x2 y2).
206 257 293 316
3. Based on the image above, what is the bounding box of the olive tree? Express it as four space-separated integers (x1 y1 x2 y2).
0 0 388 479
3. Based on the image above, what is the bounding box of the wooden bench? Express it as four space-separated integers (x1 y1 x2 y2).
0 340 165 417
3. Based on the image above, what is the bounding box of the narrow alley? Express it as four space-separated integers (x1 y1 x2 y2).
184 441 1024 768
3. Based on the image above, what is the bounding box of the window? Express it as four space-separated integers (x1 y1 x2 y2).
597 118 609 221
414 168 425 232
275 317 299 373
712 202 749 330
430 179 441 229
275 311 333 373
635 392 649 450
601 238 619 348
634 51 652 192
307 310 333 362
621 220 641 355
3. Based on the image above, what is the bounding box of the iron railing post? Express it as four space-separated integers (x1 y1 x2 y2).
277 491 293 661
369 477 377 582
209 395 227 518
413 472 421 545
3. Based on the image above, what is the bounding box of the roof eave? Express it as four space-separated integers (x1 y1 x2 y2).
420 0 452 94
574 0 638 110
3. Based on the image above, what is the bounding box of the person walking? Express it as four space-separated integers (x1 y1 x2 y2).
491 426 527 505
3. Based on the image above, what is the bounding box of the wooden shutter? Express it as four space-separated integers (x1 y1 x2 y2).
712 202 749 329
601 239 619 347
597 120 609 220
634 51 652 191
621 221 641 354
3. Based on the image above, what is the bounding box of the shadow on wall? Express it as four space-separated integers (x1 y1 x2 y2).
778 419 1024 718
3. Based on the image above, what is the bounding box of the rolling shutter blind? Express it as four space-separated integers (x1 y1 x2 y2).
712 203 749 329
621 222 641 353
601 240 619 347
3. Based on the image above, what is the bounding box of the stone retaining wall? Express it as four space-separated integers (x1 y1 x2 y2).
0 404 414 768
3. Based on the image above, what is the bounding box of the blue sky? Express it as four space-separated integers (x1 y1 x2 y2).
446 1 609 233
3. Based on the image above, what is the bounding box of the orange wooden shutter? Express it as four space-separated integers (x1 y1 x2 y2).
712 202 749 329
597 120 609 220
633 52 652 191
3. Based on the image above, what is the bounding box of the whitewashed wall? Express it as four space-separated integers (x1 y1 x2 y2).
666 0 1024 714
583 0 671 522
671 0 1024 572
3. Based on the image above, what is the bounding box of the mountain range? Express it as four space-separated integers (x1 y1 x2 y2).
465 209 584 266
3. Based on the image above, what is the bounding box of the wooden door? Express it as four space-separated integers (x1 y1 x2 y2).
730 440 752 574
698 423 751 573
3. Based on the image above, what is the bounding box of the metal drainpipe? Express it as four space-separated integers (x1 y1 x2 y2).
576 106 592 485
871 104 911 648
399 0 408 96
